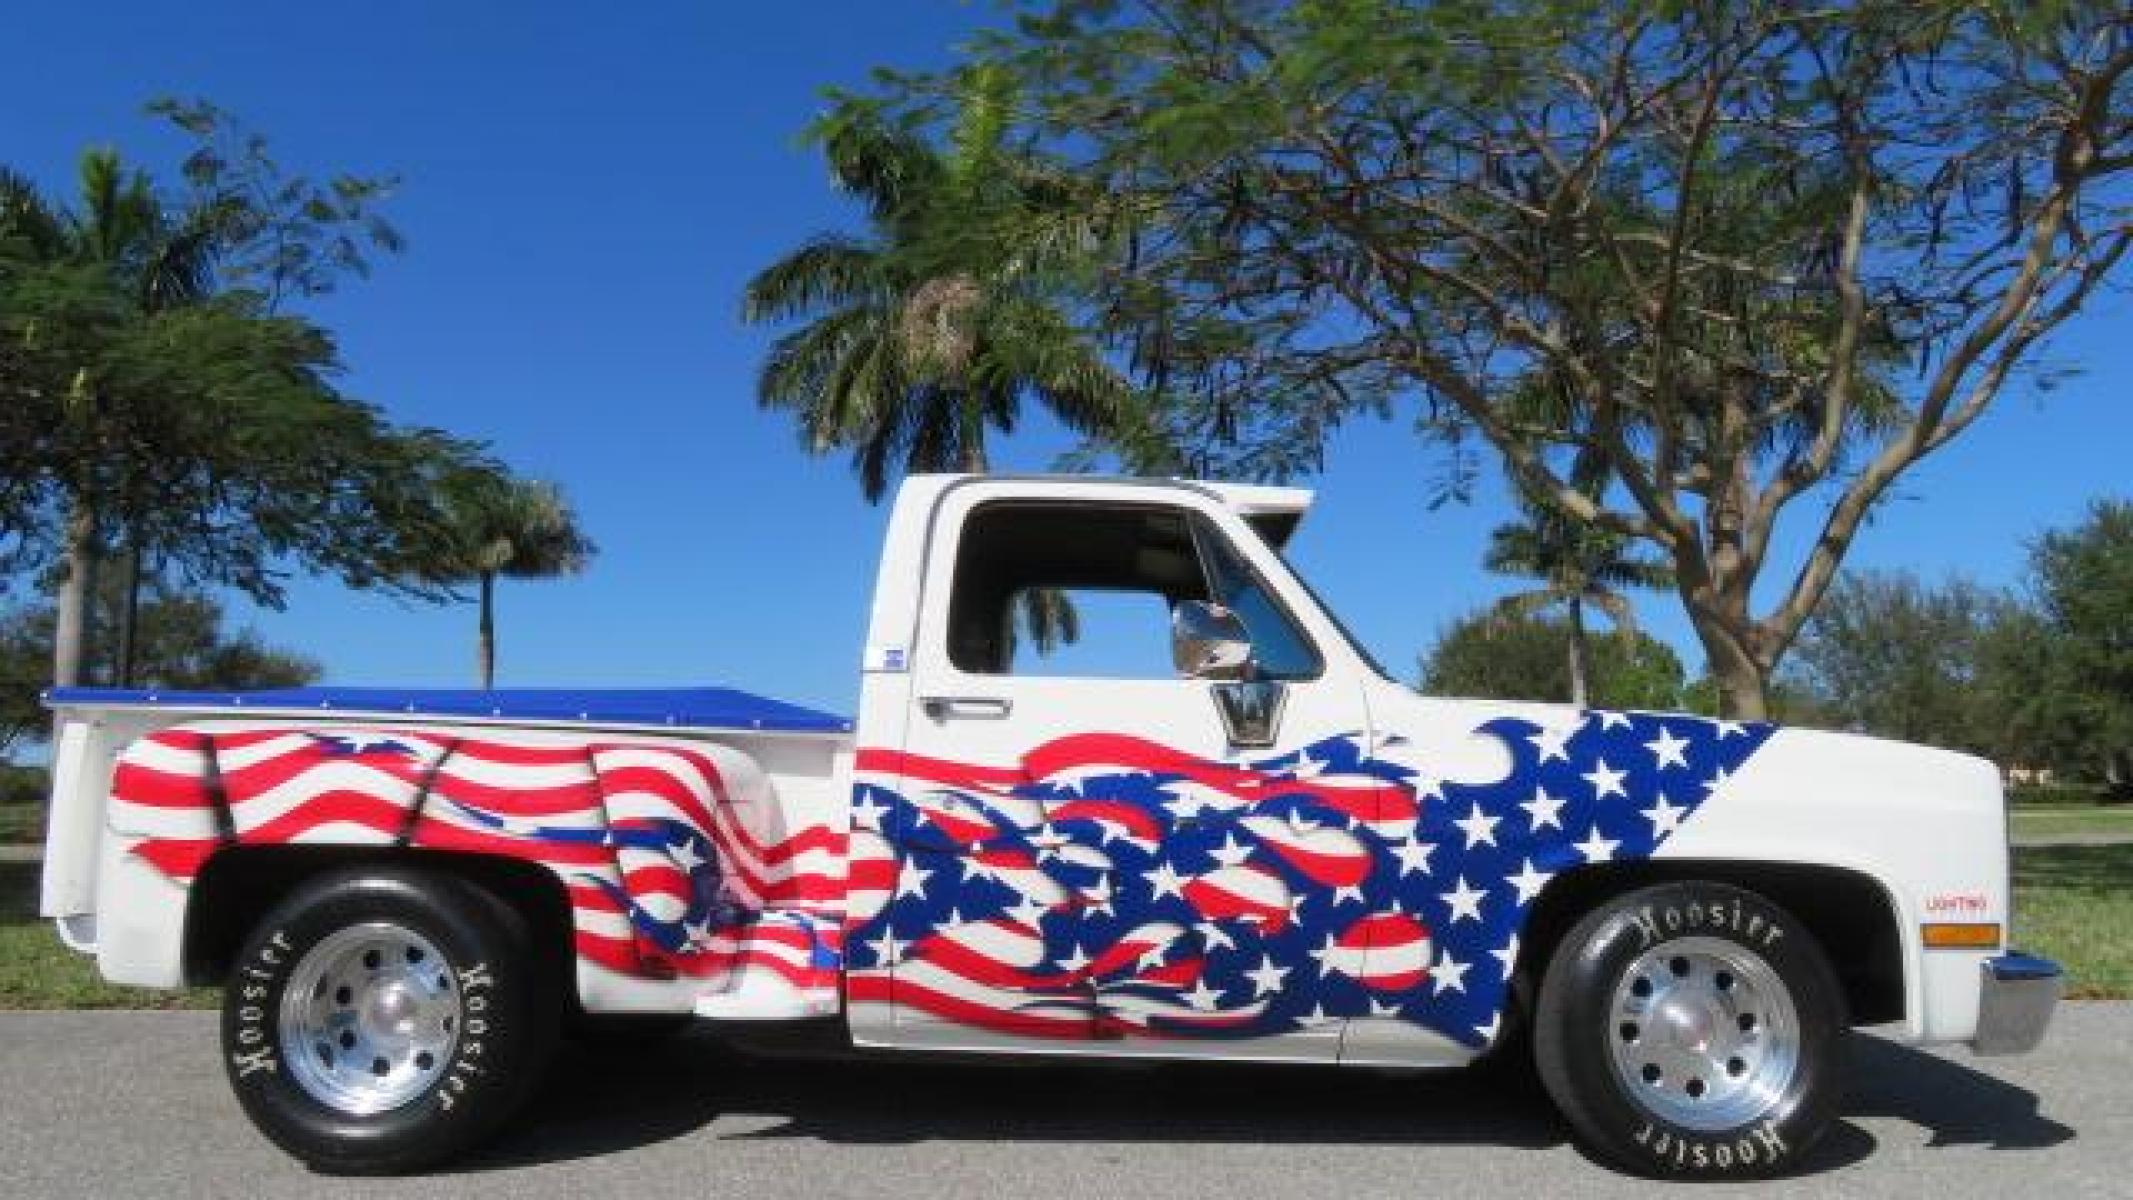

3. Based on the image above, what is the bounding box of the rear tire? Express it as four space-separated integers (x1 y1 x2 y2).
1533 881 1844 1178
220 866 560 1174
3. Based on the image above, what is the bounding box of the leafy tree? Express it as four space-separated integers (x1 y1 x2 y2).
2 139 489 693
1 582 319 759
860 0 2133 716
149 98 404 309
1419 609 1685 711
0 613 45 759
431 475 594 689
2013 499 2133 794
0 148 221 688
1780 570 2016 753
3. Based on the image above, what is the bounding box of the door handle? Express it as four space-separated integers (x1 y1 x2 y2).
920 695 1013 720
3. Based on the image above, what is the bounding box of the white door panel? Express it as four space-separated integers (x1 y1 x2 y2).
845 482 1375 1058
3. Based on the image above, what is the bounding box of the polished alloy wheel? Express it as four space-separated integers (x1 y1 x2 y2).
1604 934 1800 1131
278 922 461 1116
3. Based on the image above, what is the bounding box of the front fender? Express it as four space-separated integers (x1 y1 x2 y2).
1658 726 2008 1043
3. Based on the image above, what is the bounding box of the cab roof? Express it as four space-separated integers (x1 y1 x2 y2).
898 474 1316 547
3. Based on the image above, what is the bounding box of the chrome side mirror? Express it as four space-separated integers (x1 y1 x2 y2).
1172 600 1253 681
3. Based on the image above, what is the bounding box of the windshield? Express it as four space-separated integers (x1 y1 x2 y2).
1220 507 1399 684
1272 545 1399 684
1191 516 1322 681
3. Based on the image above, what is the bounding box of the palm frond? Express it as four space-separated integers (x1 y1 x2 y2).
1490 590 1560 624
809 106 945 228
742 235 893 324
1582 589 1638 637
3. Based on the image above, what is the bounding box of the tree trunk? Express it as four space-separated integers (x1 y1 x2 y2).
477 572 497 689
1708 656 1771 721
51 504 97 689
1566 595 1591 709
1685 605 1773 721
114 537 143 688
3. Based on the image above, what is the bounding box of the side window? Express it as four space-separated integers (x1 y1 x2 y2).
947 503 1206 678
1003 588 1176 677
1192 515 1322 681
944 500 1321 681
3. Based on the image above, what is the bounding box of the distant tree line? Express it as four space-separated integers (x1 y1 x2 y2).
1422 499 2133 796
0 579 317 760
1785 500 2133 795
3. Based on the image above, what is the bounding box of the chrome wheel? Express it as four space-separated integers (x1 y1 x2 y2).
278 922 461 1116
1605 935 1800 1131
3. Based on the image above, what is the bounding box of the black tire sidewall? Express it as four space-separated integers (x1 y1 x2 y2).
1535 881 1845 1178
564 1011 697 1046
220 868 555 1174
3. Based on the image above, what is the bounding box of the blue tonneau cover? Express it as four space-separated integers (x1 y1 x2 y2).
42 685 854 735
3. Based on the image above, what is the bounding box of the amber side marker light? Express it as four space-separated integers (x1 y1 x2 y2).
1922 923 2002 949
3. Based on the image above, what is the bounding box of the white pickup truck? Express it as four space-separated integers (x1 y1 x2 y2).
39 474 2060 1177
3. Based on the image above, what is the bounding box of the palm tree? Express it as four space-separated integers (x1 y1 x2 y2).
1 151 225 689
1484 484 1673 709
743 68 1129 498
435 476 595 689
745 69 1129 653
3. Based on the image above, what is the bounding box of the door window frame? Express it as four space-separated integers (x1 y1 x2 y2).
913 482 1341 688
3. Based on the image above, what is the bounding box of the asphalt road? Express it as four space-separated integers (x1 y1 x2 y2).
0 1005 2121 1199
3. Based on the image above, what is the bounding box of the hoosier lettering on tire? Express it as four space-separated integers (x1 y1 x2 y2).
1533 881 1845 1178
220 867 560 1175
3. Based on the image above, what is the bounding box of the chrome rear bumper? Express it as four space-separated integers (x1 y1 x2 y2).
1972 952 2063 1056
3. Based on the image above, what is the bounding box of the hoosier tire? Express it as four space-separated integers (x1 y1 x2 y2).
220 866 560 1174
1533 881 1845 1179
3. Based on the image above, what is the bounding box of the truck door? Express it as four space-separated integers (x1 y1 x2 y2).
847 482 1380 1059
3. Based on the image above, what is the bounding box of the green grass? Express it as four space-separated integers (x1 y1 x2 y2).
0 803 42 845
2013 842 2133 1001
0 860 213 1010
2011 804 2133 843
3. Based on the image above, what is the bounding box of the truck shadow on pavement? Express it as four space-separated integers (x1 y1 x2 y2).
462 1027 2070 1176
1843 1032 2075 1150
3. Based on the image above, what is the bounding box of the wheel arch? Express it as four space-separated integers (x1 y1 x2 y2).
1515 859 1906 1030
185 845 576 999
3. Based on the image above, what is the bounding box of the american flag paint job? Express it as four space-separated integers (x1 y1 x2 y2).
108 710 1770 1044
109 724 845 1009
846 712 1773 1048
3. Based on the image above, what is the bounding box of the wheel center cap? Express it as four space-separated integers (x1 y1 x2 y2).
1658 996 1716 1053
363 978 420 1038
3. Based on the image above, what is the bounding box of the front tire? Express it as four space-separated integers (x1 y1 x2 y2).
221 866 560 1174
1533 881 1844 1178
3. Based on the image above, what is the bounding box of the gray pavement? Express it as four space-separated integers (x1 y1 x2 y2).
0 1005 2122 1199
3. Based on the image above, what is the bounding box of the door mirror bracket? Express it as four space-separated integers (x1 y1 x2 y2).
1211 679 1287 748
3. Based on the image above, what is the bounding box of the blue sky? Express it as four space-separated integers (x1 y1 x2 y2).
7 1 2130 715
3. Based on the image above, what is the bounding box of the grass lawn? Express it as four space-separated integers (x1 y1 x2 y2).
0 860 213 1010
2013 842 2133 1001
0 802 42 845
2011 804 2133 843
0 845 2124 1008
